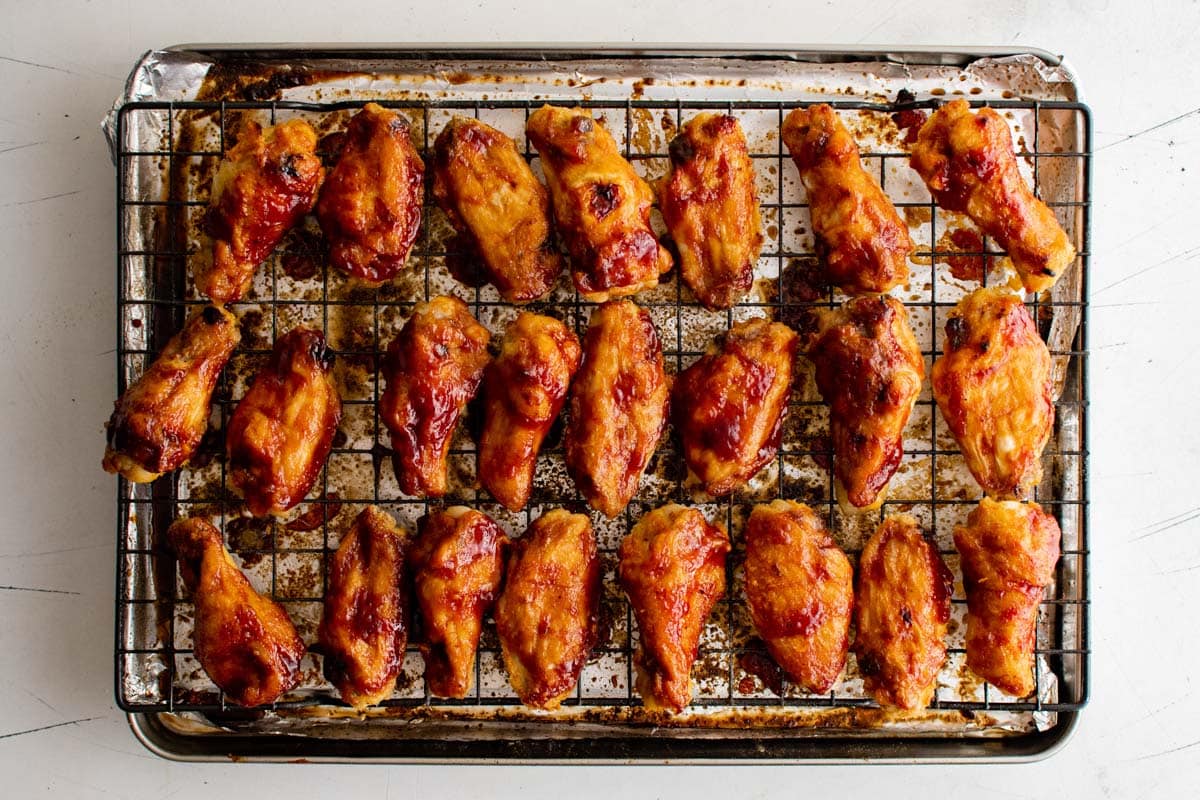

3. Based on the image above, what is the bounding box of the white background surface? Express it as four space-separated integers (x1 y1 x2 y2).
0 0 1195 796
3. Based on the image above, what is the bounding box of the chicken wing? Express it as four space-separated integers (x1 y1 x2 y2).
409 507 508 698
853 514 953 710
954 497 1061 697
743 500 854 694
660 113 762 309
672 317 798 496
526 105 672 301
432 116 563 302
103 305 240 483
380 296 491 498
806 295 924 509
618 504 728 712
226 327 342 516
317 506 410 709
197 118 324 303
932 286 1053 499
168 516 305 707
316 103 424 283
494 509 600 709
782 104 912 295
910 99 1076 294
564 300 670 517
477 312 581 511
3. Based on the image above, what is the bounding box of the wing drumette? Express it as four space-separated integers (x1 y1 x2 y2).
932 286 1053 499
103 305 240 483
619 504 729 712
954 497 1061 697
168 517 305 707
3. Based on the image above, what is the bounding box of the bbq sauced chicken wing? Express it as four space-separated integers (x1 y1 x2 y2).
495 510 600 709
432 116 563 302
103 305 240 483
672 317 798 496
168 517 305 707
477 313 582 511
932 287 1053 499
526 105 672 301
317 506 410 710
564 300 670 517
410 507 508 698
380 296 491 498
619 505 729 713
806 296 924 509
660 113 762 309
197 119 324 303
316 103 424 283
226 327 342 516
743 500 854 694
782 105 912 295
911 100 1076 294
954 498 1061 697
853 515 953 710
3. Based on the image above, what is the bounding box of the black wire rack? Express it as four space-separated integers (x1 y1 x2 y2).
113 89 1089 742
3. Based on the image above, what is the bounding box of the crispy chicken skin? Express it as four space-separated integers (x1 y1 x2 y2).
495 510 600 709
380 296 491 498
672 317 798 496
198 119 324 303
854 515 953 710
782 105 912 295
564 301 670 517
409 507 508 698
954 498 1061 697
660 113 762 309
316 103 424 284
317 506 410 710
168 517 305 707
744 500 854 694
226 327 342 517
806 296 924 509
432 116 563 302
477 313 582 511
911 100 1076 293
103 305 240 483
618 505 729 713
932 287 1053 499
526 105 672 301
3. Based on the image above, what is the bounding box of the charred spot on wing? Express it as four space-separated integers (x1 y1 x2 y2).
201 305 224 325
667 134 694 166
945 316 969 351
589 182 621 220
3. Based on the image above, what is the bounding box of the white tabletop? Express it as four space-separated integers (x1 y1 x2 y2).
0 0 1193 796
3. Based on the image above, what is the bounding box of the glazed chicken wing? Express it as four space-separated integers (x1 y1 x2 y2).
477 313 581 511
432 116 563 302
782 105 912 294
672 317 798 496
954 497 1061 697
911 99 1076 294
564 300 670 517
409 507 508 698
526 105 672 301
495 510 600 709
660 113 762 309
854 515 953 710
806 295 924 509
380 296 491 498
619 504 729 712
103 305 240 483
168 517 305 707
743 500 854 694
932 287 1053 499
316 103 424 283
226 327 342 516
317 506 410 709
197 119 324 303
